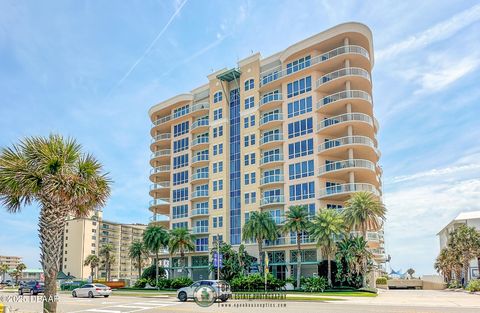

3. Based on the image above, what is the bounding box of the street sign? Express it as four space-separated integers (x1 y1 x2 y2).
213 252 223 268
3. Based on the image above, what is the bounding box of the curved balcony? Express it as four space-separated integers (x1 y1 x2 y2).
260 154 284 168
190 102 209 117
318 159 380 183
150 149 171 166
260 45 370 88
259 93 283 111
192 137 209 150
149 181 170 197
259 113 284 130
191 154 209 166
318 183 380 200
192 190 209 200
316 67 371 92
149 198 170 215
148 216 170 228
150 133 171 150
318 136 380 161
260 195 285 208
191 119 209 133
260 175 284 187
149 165 171 180
191 172 209 183
151 114 173 134
260 133 283 149
191 208 209 217
317 113 377 137
192 226 209 235
317 90 373 116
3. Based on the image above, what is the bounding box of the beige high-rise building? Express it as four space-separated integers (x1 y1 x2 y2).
0 255 22 270
148 22 385 280
61 211 147 281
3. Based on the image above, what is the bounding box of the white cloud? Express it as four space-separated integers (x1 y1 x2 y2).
377 3 480 60
392 163 480 183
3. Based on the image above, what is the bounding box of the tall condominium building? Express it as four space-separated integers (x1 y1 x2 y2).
0 255 22 270
61 211 148 281
148 22 385 280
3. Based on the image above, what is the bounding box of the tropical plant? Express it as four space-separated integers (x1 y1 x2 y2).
141 264 166 281
309 208 345 287
209 243 253 281
129 241 149 279
376 277 387 285
281 205 312 289
434 247 460 283
335 237 372 288
0 263 9 283
343 191 385 287
168 228 195 276
242 211 278 274
448 225 480 286
0 134 110 313
466 279 480 292
170 276 193 289
84 254 100 281
406 268 415 279
143 225 169 287
230 273 285 291
99 244 115 281
301 276 328 292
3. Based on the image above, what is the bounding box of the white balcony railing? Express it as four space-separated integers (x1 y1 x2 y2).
317 90 372 110
192 190 209 198
191 208 209 216
151 149 171 159
260 154 284 165
316 67 370 89
192 154 209 163
260 195 285 206
260 113 284 126
318 159 376 175
317 113 373 131
150 165 171 174
259 93 283 107
192 226 209 234
192 137 209 146
192 119 209 130
260 133 283 145
149 198 170 206
151 133 171 142
318 136 377 153
191 172 209 181
260 175 284 185
318 183 380 198
150 181 170 190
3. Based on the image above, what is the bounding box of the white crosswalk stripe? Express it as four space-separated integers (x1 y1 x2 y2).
80 299 180 313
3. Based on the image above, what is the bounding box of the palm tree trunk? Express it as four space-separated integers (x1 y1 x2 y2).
91 266 94 282
39 204 67 313
362 223 367 287
155 252 159 288
257 239 263 274
463 263 469 286
296 233 301 290
327 254 332 287
138 255 142 280
180 250 186 277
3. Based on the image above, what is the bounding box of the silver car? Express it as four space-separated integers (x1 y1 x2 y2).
177 280 231 302
72 283 112 298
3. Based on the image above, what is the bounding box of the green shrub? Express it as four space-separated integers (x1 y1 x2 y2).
170 277 193 289
141 265 166 281
466 279 480 292
375 277 387 285
230 274 285 291
448 280 462 289
134 278 148 288
301 276 328 292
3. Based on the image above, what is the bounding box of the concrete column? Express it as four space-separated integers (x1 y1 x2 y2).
346 102 352 114
349 171 355 184
345 59 350 68
344 37 349 46
348 148 354 159
346 80 351 90
347 125 353 137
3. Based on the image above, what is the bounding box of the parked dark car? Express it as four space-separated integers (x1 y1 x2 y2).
18 281 44 296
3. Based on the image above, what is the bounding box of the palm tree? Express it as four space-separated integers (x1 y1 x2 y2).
406 268 415 279
84 254 100 281
448 224 480 285
168 228 195 276
238 244 246 276
242 211 278 274
143 225 169 286
0 263 9 283
343 191 386 238
14 263 26 284
0 134 110 313
435 247 461 283
129 241 148 280
281 205 312 289
309 209 345 287
99 244 115 281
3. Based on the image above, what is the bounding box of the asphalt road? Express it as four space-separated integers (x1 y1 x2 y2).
1 290 480 313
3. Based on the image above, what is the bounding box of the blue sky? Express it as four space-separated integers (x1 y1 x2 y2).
1 0 479 275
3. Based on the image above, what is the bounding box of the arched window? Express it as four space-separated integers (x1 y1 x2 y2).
244 79 254 91
213 91 223 103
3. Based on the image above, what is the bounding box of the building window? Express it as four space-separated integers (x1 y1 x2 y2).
244 79 254 91
172 222 188 229
213 91 223 103
173 138 189 153
244 172 256 185
173 170 189 185
244 153 256 166
213 108 223 120
213 143 223 156
173 154 189 169
173 204 188 219
288 139 314 159
287 76 312 98
244 96 254 109
213 179 223 191
286 55 311 75
287 118 313 138
173 105 190 119
195 237 209 252
173 187 189 202
289 182 315 201
173 121 189 137
213 198 223 209
213 126 223 138
287 96 312 118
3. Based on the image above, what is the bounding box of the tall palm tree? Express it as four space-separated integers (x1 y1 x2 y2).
168 228 195 276
435 247 461 283
15 263 27 284
343 191 385 287
99 244 115 281
129 241 148 280
343 191 386 238
242 211 278 274
84 254 100 281
0 134 110 313
0 263 9 283
238 244 246 276
448 225 480 285
281 205 311 289
309 209 345 287
143 225 169 286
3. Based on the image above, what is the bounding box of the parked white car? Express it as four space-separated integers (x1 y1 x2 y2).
177 280 231 302
72 283 112 298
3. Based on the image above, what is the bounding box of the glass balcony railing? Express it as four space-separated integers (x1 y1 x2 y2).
151 133 171 142
260 45 370 87
260 195 285 206
192 137 209 146
318 136 377 153
260 154 284 165
150 165 171 174
260 175 284 185
260 113 283 126
316 67 370 88
318 113 373 130
149 198 170 206
150 181 170 190
259 93 283 107
192 226 209 234
318 183 380 198
191 208 209 216
192 190 209 198
318 159 376 175
317 90 372 110
151 149 171 159
192 119 209 130
260 133 283 145
152 114 172 126
192 154 209 163
191 172 209 181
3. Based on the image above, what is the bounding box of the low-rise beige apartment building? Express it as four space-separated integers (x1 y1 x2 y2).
0 255 22 270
